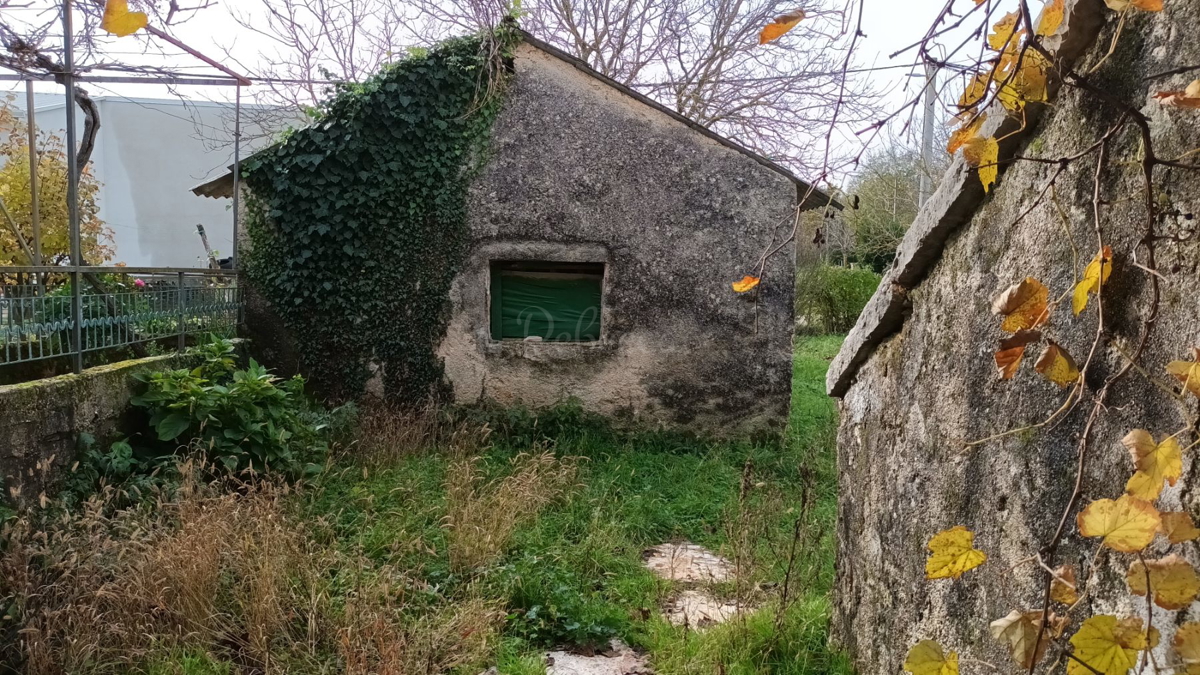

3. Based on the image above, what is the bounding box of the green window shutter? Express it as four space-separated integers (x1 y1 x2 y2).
490 265 602 342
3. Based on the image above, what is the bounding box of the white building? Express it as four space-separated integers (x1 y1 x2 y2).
5 93 294 268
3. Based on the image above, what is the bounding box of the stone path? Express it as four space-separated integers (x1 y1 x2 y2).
483 541 743 674
545 641 653 675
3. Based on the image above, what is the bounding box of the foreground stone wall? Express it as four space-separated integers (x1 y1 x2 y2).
0 353 196 505
830 0 1200 671
440 41 806 435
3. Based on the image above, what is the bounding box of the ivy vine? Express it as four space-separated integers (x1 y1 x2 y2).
243 30 515 403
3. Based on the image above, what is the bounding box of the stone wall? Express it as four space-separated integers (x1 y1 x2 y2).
439 41 804 434
0 352 195 505
829 0 1200 671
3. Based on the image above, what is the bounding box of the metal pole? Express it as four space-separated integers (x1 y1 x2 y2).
177 271 186 351
62 0 83 374
232 84 243 327
25 80 44 295
232 84 241 271
918 62 937 208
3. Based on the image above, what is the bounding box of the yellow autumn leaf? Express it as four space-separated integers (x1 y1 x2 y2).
990 609 1052 669
1069 615 1140 675
998 50 1051 112
995 330 1042 380
1072 245 1114 315
925 526 986 580
759 10 806 44
101 0 149 37
947 113 986 155
988 12 1022 51
1112 616 1158 651
1037 0 1066 36
992 277 1050 332
958 72 993 111
1077 494 1160 552
732 275 761 293
903 640 959 675
963 135 1000 192
1104 0 1163 11
1127 554 1200 610
1174 623 1200 673
1035 340 1080 387
1122 429 1182 501
1167 348 1200 397
1051 564 1080 605
1160 511 1200 544
1154 80 1200 109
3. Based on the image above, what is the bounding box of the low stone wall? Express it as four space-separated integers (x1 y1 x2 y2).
0 352 195 506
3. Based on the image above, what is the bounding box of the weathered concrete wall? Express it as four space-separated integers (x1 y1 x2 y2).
830 0 1200 671
439 42 801 434
0 352 197 505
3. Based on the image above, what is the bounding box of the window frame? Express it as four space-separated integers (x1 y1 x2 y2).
488 260 606 343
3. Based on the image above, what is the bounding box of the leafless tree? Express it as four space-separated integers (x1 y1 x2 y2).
221 0 874 174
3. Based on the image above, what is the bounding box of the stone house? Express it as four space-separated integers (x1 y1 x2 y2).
195 32 834 434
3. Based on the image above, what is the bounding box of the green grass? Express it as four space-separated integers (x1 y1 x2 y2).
294 335 851 674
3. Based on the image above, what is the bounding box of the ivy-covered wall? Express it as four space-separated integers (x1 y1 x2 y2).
242 32 513 403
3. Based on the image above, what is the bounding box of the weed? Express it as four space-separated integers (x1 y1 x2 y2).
444 451 578 573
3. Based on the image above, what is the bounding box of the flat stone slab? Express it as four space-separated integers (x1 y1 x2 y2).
663 589 744 628
546 640 653 675
642 542 733 583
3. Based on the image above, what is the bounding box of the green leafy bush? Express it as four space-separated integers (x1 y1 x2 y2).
129 339 352 474
794 264 881 334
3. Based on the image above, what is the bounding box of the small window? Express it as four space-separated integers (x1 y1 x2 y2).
490 261 603 342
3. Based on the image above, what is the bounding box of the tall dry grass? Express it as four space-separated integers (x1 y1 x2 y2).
0 463 500 675
353 401 493 463
443 450 579 573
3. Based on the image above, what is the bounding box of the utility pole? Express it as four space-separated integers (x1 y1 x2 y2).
918 62 937 207
62 0 83 374
26 80 43 295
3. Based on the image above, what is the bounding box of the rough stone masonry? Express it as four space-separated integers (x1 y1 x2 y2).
827 0 1200 672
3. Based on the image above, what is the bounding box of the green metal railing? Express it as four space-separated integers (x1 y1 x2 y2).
1 266 240 371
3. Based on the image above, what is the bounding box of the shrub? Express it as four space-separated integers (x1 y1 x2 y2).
794 264 881 334
129 338 351 475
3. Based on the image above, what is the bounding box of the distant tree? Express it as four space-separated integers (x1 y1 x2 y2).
225 0 873 174
0 101 111 268
838 142 949 272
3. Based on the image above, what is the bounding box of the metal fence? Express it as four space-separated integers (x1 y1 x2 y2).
2 267 240 371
